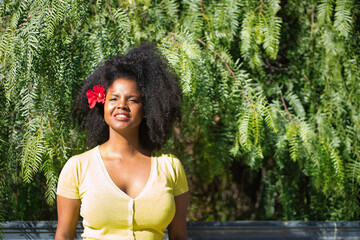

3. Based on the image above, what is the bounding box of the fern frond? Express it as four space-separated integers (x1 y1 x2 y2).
181 0 203 35
330 148 345 183
240 11 262 68
212 0 240 37
255 18 263 44
317 0 335 26
252 105 263 145
322 29 345 56
238 106 252 151
19 81 38 120
0 30 13 62
9 0 30 29
45 0 69 38
286 122 299 162
230 138 241 157
240 11 256 60
249 47 262 69
21 133 46 183
179 54 193 93
264 103 278 133
247 144 264 169
163 0 179 23
181 35 201 59
261 14 282 59
285 92 306 119
334 0 353 38
113 8 133 50
330 131 341 149
2 54 20 97
40 149 58 205
347 157 360 185
227 0 241 35
299 122 313 153
268 0 281 15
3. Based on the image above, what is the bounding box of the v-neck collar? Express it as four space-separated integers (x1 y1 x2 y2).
95 146 155 200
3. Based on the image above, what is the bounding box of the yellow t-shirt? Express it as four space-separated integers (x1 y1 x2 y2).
57 146 188 240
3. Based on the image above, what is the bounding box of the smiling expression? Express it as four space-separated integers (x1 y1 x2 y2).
104 78 144 134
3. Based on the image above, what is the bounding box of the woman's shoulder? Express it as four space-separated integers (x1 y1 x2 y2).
76 146 98 159
155 153 179 164
64 146 99 167
59 146 99 182
154 153 188 191
154 153 185 172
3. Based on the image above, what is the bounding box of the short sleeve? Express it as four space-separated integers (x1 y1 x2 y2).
57 156 81 199
172 157 189 196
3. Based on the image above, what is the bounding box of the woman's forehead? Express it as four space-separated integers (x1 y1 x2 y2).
107 78 141 95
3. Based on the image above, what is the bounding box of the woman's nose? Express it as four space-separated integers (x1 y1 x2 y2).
117 99 128 109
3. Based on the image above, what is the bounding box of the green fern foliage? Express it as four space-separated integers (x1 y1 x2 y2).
0 0 360 221
261 14 282 59
240 0 282 68
318 0 335 25
334 0 353 38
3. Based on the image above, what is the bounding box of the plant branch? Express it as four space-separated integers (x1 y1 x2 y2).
355 150 360 161
316 103 322 139
14 8 40 31
69 17 74 38
200 0 207 19
304 74 314 89
195 38 252 106
280 92 298 127
259 0 264 15
169 32 181 48
105 0 121 42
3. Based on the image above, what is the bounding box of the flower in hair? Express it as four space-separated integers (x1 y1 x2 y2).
86 85 106 108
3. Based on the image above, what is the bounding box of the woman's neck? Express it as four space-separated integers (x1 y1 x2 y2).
100 129 150 160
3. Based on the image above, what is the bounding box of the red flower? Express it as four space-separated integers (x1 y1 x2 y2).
86 85 106 108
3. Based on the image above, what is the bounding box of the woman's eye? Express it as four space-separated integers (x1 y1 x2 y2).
129 99 139 103
110 98 117 101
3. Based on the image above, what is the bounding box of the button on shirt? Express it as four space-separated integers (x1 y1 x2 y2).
57 146 189 240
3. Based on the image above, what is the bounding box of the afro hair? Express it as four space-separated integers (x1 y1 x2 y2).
72 43 182 151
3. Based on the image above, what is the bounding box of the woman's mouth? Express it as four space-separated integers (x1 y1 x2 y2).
114 113 130 121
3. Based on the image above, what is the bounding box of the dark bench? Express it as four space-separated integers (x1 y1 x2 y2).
3 221 360 239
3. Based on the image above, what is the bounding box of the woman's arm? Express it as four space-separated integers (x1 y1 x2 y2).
167 191 190 240
55 195 81 240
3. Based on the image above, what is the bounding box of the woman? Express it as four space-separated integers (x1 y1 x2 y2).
55 44 189 240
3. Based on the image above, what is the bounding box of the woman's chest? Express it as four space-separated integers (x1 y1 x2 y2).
78 166 176 231
103 156 152 200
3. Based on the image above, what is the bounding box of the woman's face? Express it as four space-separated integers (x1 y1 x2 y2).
104 78 144 134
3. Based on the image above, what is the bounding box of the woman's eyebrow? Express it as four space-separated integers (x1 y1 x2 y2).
109 93 141 98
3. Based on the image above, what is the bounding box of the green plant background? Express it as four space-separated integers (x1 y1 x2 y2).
0 0 359 221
